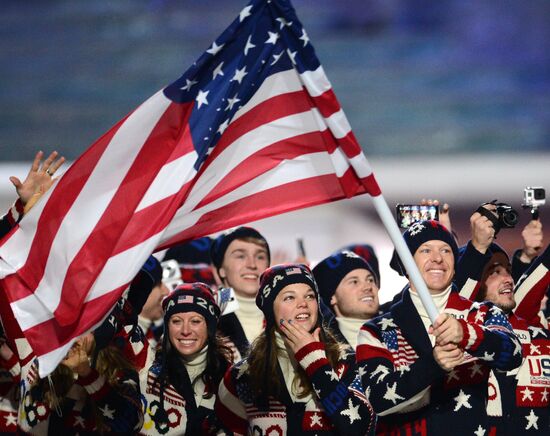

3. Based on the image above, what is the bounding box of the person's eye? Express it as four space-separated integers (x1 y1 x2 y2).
306 293 315 300
284 295 294 301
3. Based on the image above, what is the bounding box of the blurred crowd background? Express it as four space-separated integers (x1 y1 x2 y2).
1 0 549 301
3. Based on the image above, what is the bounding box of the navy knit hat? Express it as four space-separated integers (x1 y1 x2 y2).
164 237 216 286
340 243 380 287
162 283 220 337
312 250 378 308
256 263 319 327
210 226 270 272
475 243 511 302
390 220 459 276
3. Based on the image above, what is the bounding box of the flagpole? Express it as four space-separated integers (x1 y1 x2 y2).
371 194 439 323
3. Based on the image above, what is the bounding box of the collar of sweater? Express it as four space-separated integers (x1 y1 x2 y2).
180 345 208 381
235 294 264 343
336 316 366 348
235 294 263 318
410 285 452 344
274 331 311 403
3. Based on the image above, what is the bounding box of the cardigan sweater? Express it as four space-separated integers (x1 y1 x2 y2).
216 339 376 435
356 286 522 436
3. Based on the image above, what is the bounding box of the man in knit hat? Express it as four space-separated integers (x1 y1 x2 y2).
356 219 522 435
210 226 270 357
456 212 550 435
313 250 380 348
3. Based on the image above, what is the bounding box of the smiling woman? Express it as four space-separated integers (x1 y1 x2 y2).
215 263 377 435
133 283 233 435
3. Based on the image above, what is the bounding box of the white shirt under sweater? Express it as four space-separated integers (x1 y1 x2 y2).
181 346 211 408
234 294 264 344
409 285 452 346
336 317 366 349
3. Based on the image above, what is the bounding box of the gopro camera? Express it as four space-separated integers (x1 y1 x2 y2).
161 259 183 291
396 204 439 229
522 187 545 220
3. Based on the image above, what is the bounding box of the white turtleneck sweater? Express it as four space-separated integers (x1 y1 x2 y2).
336 317 366 349
274 331 314 403
181 346 211 408
235 294 264 343
409 285 452 346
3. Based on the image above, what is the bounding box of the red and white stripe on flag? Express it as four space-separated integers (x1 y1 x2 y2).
0 0 381 377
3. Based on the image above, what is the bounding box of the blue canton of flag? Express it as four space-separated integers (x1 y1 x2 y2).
164 0 318 169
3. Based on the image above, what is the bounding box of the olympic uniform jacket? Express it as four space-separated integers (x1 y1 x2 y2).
216 341 376 435
117 325 227 435
356 287 522 436
459 243 550 435
15 340 143 435
218 312 251 359
0 350 19 435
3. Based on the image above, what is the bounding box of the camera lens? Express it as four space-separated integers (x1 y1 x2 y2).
502 209 519 227
534 188 545 200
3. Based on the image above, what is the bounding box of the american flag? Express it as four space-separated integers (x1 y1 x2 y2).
0 0 380 377
382 329 419 367
177 295 195 305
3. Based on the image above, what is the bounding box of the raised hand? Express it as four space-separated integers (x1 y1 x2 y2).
9 150 65 213
61 333 94 377
519 220 544 263
470 204 496 254
279 319 321 354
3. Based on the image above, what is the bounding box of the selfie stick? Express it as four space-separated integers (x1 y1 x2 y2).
371 195 439 323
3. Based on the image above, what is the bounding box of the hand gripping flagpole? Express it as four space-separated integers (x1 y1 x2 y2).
371 194 439 324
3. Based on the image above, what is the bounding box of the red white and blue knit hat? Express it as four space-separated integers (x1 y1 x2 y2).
162 282 220 337
390 220 458 276
256 263 319 327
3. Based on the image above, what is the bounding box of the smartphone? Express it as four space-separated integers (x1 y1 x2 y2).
396 204 439 229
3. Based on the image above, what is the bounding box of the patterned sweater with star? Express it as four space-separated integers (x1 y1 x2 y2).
458 242 550 435
0 351 19 435
356 286 522 436
216 340 376 435
15 339 143 435
115 324 229 435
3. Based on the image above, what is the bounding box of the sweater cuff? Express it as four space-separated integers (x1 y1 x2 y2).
76 368 109 399
295 342 329 377
457 319 484 351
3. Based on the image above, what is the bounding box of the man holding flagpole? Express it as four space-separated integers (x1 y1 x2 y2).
357 220 522 435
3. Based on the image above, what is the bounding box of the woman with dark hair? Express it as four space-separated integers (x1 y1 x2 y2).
132 282 233 435
216 263 376 435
